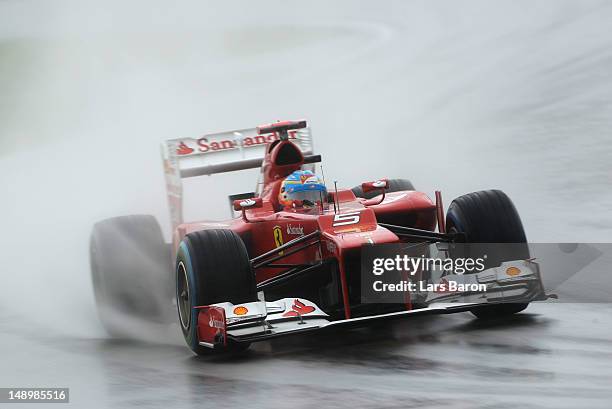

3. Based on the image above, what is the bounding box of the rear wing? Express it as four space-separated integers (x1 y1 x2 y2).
161 125 314 231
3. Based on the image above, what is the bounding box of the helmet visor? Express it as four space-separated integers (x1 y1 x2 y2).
286 185 327 207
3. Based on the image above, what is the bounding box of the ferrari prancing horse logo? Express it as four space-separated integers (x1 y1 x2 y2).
273 226 284 255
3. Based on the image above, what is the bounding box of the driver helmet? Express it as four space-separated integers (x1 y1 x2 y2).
278 170 327 210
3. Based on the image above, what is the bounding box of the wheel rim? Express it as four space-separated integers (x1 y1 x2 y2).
177 261 191 330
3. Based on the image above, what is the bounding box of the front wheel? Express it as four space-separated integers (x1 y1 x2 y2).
446 190 529 319
176 229 257 355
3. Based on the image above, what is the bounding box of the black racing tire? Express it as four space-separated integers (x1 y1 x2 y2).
176 229 257 356
351 178 414 199
90 215 172 338
445 190 529 319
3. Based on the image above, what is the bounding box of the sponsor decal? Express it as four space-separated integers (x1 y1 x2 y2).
199 307 227 347
233 306 248 315
325 240 337 254
176 131 299 156
176 141 195 155
208 317 225 329
273 226 284 255
286 224 304 236
299 173 313 183
506 266 521 276
282 299 315 317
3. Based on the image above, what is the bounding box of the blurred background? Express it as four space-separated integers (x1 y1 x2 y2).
1 1 611 407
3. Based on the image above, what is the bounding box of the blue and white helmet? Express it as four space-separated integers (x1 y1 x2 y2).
278 170 327 208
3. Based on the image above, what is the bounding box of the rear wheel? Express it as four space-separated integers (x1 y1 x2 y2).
90 215 172 337
445 190 529 319
351 178 414 199
176 229 257 355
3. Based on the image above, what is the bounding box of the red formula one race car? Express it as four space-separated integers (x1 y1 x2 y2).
90 120 549 355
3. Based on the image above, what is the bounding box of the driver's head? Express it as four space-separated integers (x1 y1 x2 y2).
278 170 327 211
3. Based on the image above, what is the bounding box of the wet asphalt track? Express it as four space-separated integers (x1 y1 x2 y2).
2 304 612 408
2 1 612 408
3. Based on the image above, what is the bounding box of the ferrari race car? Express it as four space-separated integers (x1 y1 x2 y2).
90 120 550 355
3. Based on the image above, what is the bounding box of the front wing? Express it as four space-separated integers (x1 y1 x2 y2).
195 259 550 349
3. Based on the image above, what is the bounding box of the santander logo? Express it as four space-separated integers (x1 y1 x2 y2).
175 131 300 156
176 142 194 155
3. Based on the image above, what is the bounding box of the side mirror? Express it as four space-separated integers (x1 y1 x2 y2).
361 179 389 193
360 179 389 206
233 197 263 223
233 197 263 211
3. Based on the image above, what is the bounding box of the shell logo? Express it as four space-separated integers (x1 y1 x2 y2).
233 306 249 315
506 266 521 276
